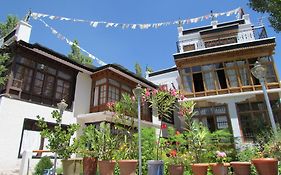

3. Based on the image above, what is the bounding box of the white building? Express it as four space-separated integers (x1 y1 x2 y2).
148 14 281 145
0 20 156 174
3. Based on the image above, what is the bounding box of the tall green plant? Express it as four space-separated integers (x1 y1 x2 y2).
98 122 118 160
68 40 93 65
185 121 210 163
36 110 80 159
76 124 100 157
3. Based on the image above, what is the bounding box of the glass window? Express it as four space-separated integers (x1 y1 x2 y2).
225 62 239 87
33 72 44 95
58 71 72 80
202 64 216 90
108 85 119 102
108 79 120 87
236 61 249 86
43 75 55 97
55 79 70 101
216 116 228 129
99 85 107 105
95 78 106 86
183 75 193 92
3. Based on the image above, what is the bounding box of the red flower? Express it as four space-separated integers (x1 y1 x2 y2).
170 150 177 157
161 123 167 129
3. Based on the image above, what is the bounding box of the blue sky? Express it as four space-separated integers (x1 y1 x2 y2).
1 0 280 76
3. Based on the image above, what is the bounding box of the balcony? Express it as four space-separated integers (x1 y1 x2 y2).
176 26 268 53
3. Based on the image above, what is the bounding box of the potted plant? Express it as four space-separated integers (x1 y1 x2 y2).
251 129 280 175
107 93 139 175
143 86 181 175
97 122 118 175
163 127 186 175
37 110 81 175
185 121 210 175
231 145 256 175
210 151 228 175
76 124 100 175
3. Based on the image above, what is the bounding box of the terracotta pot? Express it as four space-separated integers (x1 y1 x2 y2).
210 163 228 175
118 160 138 175
168 164 184 175
230 162 251 175
62 158 83 175
83 157 98 175
191 163 209 175
252 158 278 175
98 160 116 175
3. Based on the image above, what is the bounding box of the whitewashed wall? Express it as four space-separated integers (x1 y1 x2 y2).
147 69 179 90
0 97 76 174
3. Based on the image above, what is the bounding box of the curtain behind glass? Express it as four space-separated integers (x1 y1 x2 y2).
202 64 217 90
225 62 238 87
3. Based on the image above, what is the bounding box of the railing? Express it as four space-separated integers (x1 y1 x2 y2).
176 26 269 53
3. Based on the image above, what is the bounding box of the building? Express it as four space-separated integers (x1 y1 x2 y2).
148 14 281 144
0 20 156 174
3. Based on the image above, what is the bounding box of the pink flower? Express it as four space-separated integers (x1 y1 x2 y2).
216 151 226 158
145 88 150 97
170 89 177 97
159 85 167 92
179 94 185 100
152 89 158 95
131 96 136 101
176 131 181 135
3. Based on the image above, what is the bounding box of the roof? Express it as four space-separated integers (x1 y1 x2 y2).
174 37 275 60
17 40 95 72
148 67 178 77
182 19 245 35
92 63 158 88
13 40 157 88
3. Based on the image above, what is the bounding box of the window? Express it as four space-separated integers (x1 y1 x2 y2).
237 101 281 142
194 105 229 132
179 55 278 96
12 55 75 108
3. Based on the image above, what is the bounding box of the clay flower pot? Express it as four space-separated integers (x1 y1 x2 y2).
210 163 228 175
83 157 98 175
191 163 209 175
168 164 184 175
230 161 251 175
98 160 116 175
118 160 138 175
252 158 278 175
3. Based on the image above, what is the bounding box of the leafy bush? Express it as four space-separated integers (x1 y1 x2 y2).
33 156 52 175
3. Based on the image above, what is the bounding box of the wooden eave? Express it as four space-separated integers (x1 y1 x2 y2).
174 38 276 68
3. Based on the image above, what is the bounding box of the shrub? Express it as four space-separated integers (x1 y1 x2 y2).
33 156 52 175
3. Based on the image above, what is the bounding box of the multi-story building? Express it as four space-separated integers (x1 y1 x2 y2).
148 14 281 144
0 20 156 174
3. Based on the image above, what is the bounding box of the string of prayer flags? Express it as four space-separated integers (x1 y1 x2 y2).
38 19 107 66
31 7 242 30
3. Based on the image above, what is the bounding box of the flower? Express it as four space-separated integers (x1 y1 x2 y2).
215 151 227 163
176 131 181 135
161 123 167 129
144 88 150 97
170 150 177 157
170 89 177 97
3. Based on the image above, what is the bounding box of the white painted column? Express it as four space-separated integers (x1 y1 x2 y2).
19 150 32 175
227 101 243 147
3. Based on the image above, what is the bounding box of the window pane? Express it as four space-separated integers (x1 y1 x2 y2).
183 75 193 92
202 64 216 90
95 78 106 86
216 116 228 129
43 75 55 97
58 71 71 80
108 79 120 87
237 103 250 112
225 62 238 87
236 61 249 86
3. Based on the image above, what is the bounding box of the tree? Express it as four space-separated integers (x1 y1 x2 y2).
146 66 153 73
248 0 281 32
0 53 9 85
68 40 93 65
0 15 19 85
134 62 142 77
0 15 18 37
